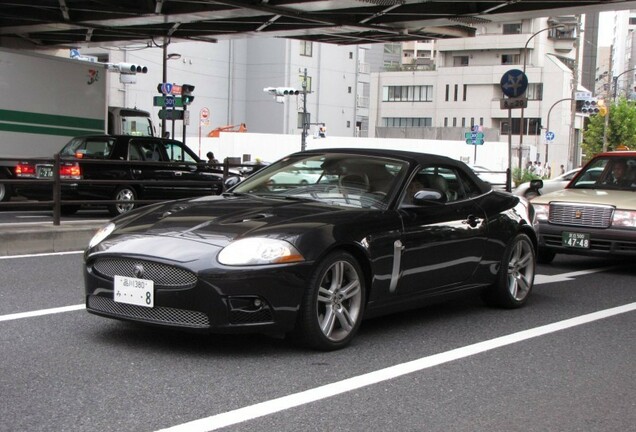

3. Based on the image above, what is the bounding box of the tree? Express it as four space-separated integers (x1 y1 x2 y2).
581 98 636 161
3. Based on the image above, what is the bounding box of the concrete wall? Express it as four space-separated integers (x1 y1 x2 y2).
186 132 521 172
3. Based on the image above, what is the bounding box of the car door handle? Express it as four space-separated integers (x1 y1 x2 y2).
463 215 481 228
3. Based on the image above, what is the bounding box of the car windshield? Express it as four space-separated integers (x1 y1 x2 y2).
230 153 409 209
570 156 636 191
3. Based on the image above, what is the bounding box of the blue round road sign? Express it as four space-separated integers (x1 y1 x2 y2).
500 69 528 98
546 131 555 141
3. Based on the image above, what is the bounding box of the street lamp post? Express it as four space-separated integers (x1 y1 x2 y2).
520 24 567 170
544 98 573 165
612 67 636 102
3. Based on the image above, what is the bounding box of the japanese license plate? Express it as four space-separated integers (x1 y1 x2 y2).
37 165 53 178
114 275 154 307
562 231 590 249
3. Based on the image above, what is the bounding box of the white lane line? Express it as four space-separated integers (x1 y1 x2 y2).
0 250 83 260
156 303 636 432
0 304 85 322
534 266 618 285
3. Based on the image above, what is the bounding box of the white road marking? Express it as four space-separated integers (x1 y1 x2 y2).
0 250 83 260
0 304 85 322
534 266 618 285
156 303 636 432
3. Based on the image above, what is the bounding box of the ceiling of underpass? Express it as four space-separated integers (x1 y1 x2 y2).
1 0 635 49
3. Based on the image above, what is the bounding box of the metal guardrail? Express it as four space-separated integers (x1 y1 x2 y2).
0 155 257 225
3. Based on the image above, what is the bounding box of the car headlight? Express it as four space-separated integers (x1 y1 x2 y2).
88 222 116 249
532 203 549 223
612 210 636 228
218 238 305 266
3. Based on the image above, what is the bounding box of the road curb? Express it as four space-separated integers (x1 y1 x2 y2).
0 222 103 256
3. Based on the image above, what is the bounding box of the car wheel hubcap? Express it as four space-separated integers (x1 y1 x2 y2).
507 240 534 300
116 189 135 213
316 260 362 342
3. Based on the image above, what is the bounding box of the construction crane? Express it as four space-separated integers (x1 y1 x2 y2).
208 123 247 137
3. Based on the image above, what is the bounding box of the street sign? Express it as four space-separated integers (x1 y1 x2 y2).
465 132 485 145
546 131 555 141
500 69 528 98
200 107 210 125
575 91 592 101
160 82 173 95
158 109 184 120
165 95 175 108
153 96 184 108
500 97 528 109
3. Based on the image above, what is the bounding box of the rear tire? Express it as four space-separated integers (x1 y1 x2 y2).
108 186 137 216
0 174 12 202
292 251 365 351
484 233 535 308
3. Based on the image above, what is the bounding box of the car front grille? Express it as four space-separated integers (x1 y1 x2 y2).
87 295 210 328
549 203 613 228
92 257 197 287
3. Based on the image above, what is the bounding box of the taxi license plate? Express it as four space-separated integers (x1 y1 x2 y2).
37 165 53 178
114 275 154 307
562 232 590 249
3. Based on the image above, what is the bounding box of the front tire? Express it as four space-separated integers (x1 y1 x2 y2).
108 186 137 216
293 251 365 350
484 233 535 308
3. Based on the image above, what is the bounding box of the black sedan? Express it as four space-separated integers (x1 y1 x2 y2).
14 135 236 216
84 149 537 350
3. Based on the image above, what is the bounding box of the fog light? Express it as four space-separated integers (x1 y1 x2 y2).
253 299 262 308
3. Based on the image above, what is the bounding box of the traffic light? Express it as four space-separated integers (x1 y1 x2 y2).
576 98 600 115
182 84 195 105
263 87 301 96
597 99 608 117
116 62 148 74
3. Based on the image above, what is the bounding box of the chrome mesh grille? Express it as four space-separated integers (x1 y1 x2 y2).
87 295 210 328
92 257 197 287
549 203 613 228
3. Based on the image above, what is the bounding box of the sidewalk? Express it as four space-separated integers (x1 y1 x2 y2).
0 220 104 256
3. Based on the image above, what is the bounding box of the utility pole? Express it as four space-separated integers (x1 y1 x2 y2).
568 16 582 169
602 45 613 152
301 68 308 151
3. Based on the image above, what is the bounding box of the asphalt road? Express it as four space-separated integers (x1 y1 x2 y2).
1 252 634 432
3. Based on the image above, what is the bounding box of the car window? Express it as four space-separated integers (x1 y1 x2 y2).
163 142 198 163
413 166 466 203
60 137 115 158
232 153 408 209
571 157 636 190
133 141 164 161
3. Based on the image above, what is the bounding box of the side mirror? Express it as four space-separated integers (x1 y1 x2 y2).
412 189 447 205
529 179 544 191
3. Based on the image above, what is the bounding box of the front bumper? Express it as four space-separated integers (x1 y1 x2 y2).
537 222 636 257
84 253 314 335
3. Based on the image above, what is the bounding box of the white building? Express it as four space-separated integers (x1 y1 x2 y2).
369 17 582 173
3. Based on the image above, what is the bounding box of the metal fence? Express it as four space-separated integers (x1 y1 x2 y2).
0 155 251 225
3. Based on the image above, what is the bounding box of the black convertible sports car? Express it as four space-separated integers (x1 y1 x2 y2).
84 148 537 350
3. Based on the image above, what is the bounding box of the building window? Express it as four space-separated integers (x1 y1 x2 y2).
501 54 520 65
444 117 448 127
480 117 484 125
463 84 467 101
300 41 313 57
454 84 458 102
384 43 401 54
503 23 522 34
501 117 542 135
445 84 449 102
382 85 433 102
349 52 353 59
382 117 432 127
526 83 543 100
347 121 351 128
461 118 466 127
470 117 475 127
453 56 469 67
348 86 352 94
452 118 457 127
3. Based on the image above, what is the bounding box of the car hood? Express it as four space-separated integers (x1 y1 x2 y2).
532 188 636 210
97 195 355 252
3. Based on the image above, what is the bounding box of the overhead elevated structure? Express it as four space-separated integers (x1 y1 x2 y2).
1 0 635 48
